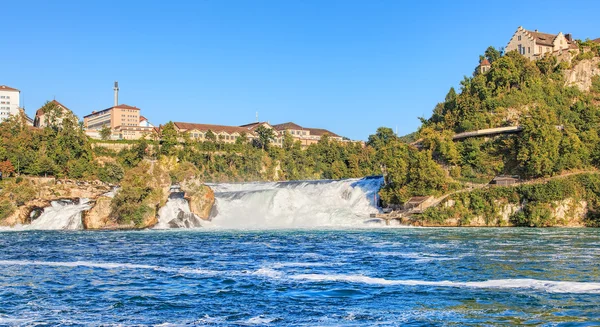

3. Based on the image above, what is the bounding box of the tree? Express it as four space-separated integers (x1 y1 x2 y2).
516 106 562 178
0 160 15 176
205 130 216 142
367 127 397 150
484 46 501 64
235 132 248 145
255 125 275 151
100 125 112 140
159 122 178 156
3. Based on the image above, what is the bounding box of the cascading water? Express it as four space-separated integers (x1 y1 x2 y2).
26 199 92 230
204 176 383 228
155 185 205 229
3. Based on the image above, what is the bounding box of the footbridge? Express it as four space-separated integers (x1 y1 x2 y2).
451 126 523 140
411 125 523 147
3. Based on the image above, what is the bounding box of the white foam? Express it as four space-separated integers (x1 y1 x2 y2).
290 274 600 294
15 199 91 231
204 177 384 229
1 259 598 294
0 260 219 276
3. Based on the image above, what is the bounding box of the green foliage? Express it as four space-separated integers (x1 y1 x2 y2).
110 162 157 226
0 109 93 179
98 162 125 184
100 125 112 140
159 122 179 156
0 199 15 221
254 125 276 151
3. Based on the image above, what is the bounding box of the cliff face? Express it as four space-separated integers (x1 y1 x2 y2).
564 57 600 91
414 197 588 227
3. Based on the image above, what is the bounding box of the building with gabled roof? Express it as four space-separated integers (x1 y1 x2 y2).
272 121 343 147
172 121 262 144
505 26 578 60
0 85 20 123
34 100 76 128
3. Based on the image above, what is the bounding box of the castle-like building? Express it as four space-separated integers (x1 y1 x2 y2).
505 26 578 60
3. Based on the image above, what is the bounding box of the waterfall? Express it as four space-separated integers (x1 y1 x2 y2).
155 185 204 229
203 176 383 229
25 199 92 230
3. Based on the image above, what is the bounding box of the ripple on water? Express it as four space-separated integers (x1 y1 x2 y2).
0 229 599 325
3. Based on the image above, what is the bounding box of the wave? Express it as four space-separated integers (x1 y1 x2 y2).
0 260 219 276
289 274 600 294
1 259 599 294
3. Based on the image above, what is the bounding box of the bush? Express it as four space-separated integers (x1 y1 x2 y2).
98 162 125 184
0 199 15 221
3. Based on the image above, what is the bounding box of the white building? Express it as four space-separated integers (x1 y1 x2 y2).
0 85 20 122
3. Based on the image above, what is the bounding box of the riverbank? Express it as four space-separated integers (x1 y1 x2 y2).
409 172 600 227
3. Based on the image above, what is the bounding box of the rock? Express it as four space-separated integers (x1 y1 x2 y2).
82 196 112 229
564 57 600 92
181 180 215 220
2 199 51 226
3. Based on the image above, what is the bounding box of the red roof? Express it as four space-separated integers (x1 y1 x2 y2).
0 85 19 92
83 104 140 118
593 38 600 44
239 122 272 131
173 122 255 135
480 58 491 66
140 115 148 122
272 122 305 131
113 104 140 110
305 128 341 138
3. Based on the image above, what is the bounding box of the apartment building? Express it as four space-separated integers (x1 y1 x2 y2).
0 85 20 122
84 104 141 130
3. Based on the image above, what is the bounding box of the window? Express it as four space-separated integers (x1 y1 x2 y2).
518 35 521 41
528 47 531 54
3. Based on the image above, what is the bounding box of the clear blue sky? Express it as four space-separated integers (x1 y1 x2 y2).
4 0 599 140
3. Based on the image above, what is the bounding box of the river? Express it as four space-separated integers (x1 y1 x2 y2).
0 228 599 325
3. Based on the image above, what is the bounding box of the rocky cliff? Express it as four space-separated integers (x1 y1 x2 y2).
564 57 600 91
410 174 599 227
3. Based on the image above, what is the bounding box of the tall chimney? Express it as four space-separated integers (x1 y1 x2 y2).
114 81 119 107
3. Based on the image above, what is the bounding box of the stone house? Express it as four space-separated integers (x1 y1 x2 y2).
505 26 578 60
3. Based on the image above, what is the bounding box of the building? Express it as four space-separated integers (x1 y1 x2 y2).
172 122 263 144
0 85 20 122
505 26 578 60
593 38 600 44
479 58 491 74
83 104 141 130
83 104 155 139
139 116 155 128
34 100 76 128
272 122 343 147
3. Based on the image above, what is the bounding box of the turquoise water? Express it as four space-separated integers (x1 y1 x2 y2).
1 228 599 326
